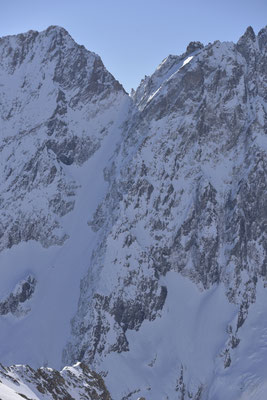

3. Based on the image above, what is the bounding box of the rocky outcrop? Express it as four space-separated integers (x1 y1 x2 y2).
0 275 36 317
0 362 111 400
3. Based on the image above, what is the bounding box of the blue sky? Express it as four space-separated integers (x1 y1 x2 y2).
0 0 266 92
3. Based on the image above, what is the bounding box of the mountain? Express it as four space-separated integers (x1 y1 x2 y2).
0 362 111 400
0 25 266 400
0 25 131 369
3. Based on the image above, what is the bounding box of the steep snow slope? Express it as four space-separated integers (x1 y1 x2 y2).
64 26 267 399
0 24 266 400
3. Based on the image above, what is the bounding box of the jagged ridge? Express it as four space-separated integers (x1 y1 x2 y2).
0 362 111 400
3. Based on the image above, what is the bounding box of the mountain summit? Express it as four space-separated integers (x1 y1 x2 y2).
0 26 266 400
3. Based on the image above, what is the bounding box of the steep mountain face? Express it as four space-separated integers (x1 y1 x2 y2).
0 25 131 370
0 25 126 251
64 26 267 399
0 25 266 400
0 362 111 400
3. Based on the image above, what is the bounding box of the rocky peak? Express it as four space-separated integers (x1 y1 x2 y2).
257 25 267 51
240 25 256 42
0 26 129 251
0 362 111 400
17 25 71 49
236 26 258 61
0 25 125 95
45 24 70 37
186 40 204 54
133 41 204 110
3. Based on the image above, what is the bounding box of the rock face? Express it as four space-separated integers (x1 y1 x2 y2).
0 25 266 400
0 362 111 400
0 25 126 251
0 274 36 317
0 24 131 373
64 26 267 399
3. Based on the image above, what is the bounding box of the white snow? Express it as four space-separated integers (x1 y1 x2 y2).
102 272 237 399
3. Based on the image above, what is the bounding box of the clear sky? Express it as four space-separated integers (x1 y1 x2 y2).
0 0 266 92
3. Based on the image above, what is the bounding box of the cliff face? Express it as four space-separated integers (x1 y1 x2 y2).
0 25 266 400
0 25 131 371
64 26 267 399
0 25 127 251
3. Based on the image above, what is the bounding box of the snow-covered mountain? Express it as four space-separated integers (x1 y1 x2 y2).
0 25 131 370
0 362 111 400
0 25 266 400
